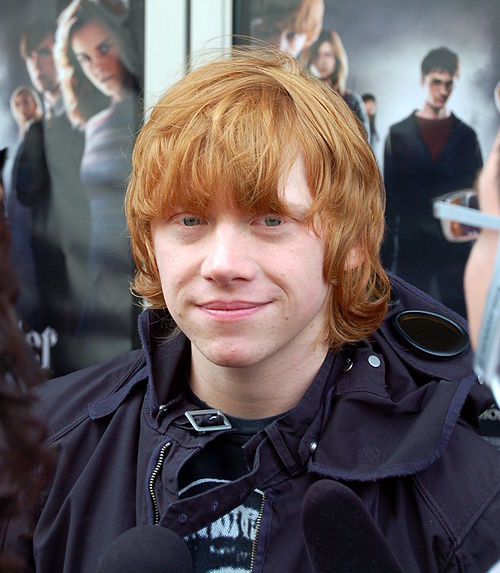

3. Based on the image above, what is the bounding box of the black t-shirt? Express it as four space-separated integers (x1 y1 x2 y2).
179 384 281 572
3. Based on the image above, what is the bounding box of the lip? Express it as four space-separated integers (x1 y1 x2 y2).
197 300 270 320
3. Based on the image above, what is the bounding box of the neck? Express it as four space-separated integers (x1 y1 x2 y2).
189 341 329 419
44 87 61 107
417 102 450 120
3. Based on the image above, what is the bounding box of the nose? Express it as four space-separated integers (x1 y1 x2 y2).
200 223 256 284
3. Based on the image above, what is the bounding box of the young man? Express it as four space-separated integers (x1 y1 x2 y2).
2 49 500 572
13 22 91 375
383 47 483 317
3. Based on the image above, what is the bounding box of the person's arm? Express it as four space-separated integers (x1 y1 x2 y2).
330 30 348 91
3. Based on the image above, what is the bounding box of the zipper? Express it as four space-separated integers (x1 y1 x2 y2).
148 441 171 525
249 493 267 572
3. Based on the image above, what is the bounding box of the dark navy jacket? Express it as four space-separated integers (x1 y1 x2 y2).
383 112 483 316
3 275 500 572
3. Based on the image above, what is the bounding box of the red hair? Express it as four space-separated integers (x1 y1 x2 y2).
126 48 389 349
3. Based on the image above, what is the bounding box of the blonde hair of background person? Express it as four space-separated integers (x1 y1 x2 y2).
9 86 42 136
126 47 389 350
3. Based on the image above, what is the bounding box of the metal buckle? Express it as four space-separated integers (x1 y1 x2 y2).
185 409 232 432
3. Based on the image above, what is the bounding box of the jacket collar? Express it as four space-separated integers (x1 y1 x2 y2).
107 286 490 485
309 275 491 482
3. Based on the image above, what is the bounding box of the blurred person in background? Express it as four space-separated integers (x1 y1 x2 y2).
434 83 500 573
0 147 54 573
55 0 142 367
249 0 324 58
384 46 483 317
16 20 91 376
7 86 43 330
9 86 42 136
307 29 370 138
362 92 379 152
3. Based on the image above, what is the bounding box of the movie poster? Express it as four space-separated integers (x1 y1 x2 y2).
0 0 144 377
234 0 500 317
234 0 500 445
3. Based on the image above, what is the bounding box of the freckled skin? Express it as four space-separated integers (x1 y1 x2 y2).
151 156 334 418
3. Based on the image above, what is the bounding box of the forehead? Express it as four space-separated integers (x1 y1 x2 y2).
169 153 313 220
15 92 32 101
317 41 334 54
72 19 110 47
424 69 454 81
33 35 54 54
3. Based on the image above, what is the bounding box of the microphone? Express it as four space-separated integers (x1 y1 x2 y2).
302 480 404 573
95 525 193 573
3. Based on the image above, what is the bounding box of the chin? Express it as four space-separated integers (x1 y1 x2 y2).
198 342 264 369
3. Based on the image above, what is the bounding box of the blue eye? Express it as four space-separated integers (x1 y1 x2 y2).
98 41 112 55
264 216 282 227
182 216 201 226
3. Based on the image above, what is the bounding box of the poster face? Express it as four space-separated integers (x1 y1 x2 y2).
0 0 144 377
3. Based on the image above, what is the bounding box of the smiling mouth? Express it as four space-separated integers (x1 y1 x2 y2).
198 300 270 318
201 300 268 310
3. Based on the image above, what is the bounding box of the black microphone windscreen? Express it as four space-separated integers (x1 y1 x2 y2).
302 480 404 573
95 525 193 573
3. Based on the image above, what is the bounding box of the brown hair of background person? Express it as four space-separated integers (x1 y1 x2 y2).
55 0 140 127
0 148 54 573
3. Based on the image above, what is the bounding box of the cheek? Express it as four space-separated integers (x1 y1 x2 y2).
288 243 328 306
155 247 193 302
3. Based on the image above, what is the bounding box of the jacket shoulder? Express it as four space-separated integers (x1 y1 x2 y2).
388 112 417 135
34 348 146 437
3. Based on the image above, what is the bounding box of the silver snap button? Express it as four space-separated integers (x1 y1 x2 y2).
368 355 381 368
177 513 188 523
310 441 318 453
343 357 353 372
210 500 220 512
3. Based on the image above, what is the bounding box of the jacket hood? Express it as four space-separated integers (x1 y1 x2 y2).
310 275 493 481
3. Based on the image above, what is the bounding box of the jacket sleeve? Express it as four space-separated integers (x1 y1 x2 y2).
442 487 500 573
12 121 50 207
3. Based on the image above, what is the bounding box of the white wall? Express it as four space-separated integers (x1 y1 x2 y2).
144 0 232 113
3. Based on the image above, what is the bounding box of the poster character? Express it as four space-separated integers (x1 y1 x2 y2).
383 46 483 316
11 20 91 375
55 0 142 365
306 29 370 136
